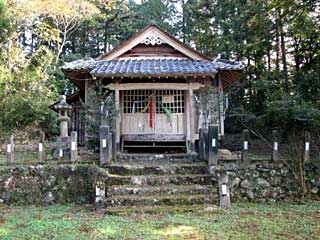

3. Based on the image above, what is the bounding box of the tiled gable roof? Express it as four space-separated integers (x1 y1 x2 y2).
62 59 244 78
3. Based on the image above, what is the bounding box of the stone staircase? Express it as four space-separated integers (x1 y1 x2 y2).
105 161 219 213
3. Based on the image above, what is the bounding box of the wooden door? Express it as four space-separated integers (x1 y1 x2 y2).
121 89 185 137
154 90 185 135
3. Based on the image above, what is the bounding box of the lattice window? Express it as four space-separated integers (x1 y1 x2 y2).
122 89 185 114
122 90 152 114
155 90 184 114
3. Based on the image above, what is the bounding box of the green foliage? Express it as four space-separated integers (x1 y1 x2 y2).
0 46 58 136
128 0 176 33
0 0 11 43
264 92 320 132
82 82 118 151
295 71 320 105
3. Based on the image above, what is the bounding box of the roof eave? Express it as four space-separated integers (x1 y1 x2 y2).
91 72 217 79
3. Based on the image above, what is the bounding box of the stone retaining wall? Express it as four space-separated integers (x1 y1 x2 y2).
0 162 318 205
0 165 108 205
210 162 320 202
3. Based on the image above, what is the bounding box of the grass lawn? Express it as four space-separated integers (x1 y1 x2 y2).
0 202 319 240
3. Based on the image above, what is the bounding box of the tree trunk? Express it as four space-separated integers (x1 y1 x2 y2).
275 19 280 72
280 19 287 74
279 15 288 90
267 47 271 71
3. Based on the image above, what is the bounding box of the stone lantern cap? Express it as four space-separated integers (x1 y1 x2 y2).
53 95 72 111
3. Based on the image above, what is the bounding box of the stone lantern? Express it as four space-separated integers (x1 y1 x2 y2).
54 95 72 138
54 95 72 159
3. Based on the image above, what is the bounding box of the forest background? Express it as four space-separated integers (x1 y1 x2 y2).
0 0 319 142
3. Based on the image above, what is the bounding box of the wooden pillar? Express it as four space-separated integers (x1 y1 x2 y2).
70 131 78 162
115 83 121 152
84 80 89 148
208 125 218 165
304 132 311 162
38 132 45 162
242 129 249 164
189 87 195 151
100 125 111 165
185 89 191 152
218 79 225 148
272 130 279 161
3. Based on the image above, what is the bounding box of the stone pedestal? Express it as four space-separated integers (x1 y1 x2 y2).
53 136 71 159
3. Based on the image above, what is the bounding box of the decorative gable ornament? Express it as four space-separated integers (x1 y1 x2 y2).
143 35 163 45
142 31 163 45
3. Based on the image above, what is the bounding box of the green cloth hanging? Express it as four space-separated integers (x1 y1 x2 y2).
132 95 151 113
161 103 173 123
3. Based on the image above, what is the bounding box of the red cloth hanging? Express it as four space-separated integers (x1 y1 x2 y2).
149 98 153 128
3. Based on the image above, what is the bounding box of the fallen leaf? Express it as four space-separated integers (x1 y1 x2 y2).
79 224 93 233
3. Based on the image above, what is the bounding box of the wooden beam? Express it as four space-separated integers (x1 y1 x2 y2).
185 89 191 153
84 80 89 148
114 83 121 152
189 87 195 151
122 134 185 142
218 78 225 140
106 82 204 91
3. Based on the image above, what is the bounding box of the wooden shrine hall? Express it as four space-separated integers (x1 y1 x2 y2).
54 24 244 154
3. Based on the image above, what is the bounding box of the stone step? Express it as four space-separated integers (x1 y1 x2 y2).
108 164 208 176
108 184 218 197
116 153 200 164
107 174 215 186
106 193 218 207
106 204 219 214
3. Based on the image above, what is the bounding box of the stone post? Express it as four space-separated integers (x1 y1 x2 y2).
242 129 249 164
58 148 64 159
6 135 14 162
199 128 205 161
100 125 111 165
218 173 231 209
204 129 209 161
95 181 106 209
111 130 116 161
304 132 311 162
272 130 279 161
38 132 45 162
208 125 219 165
70 131 78 162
